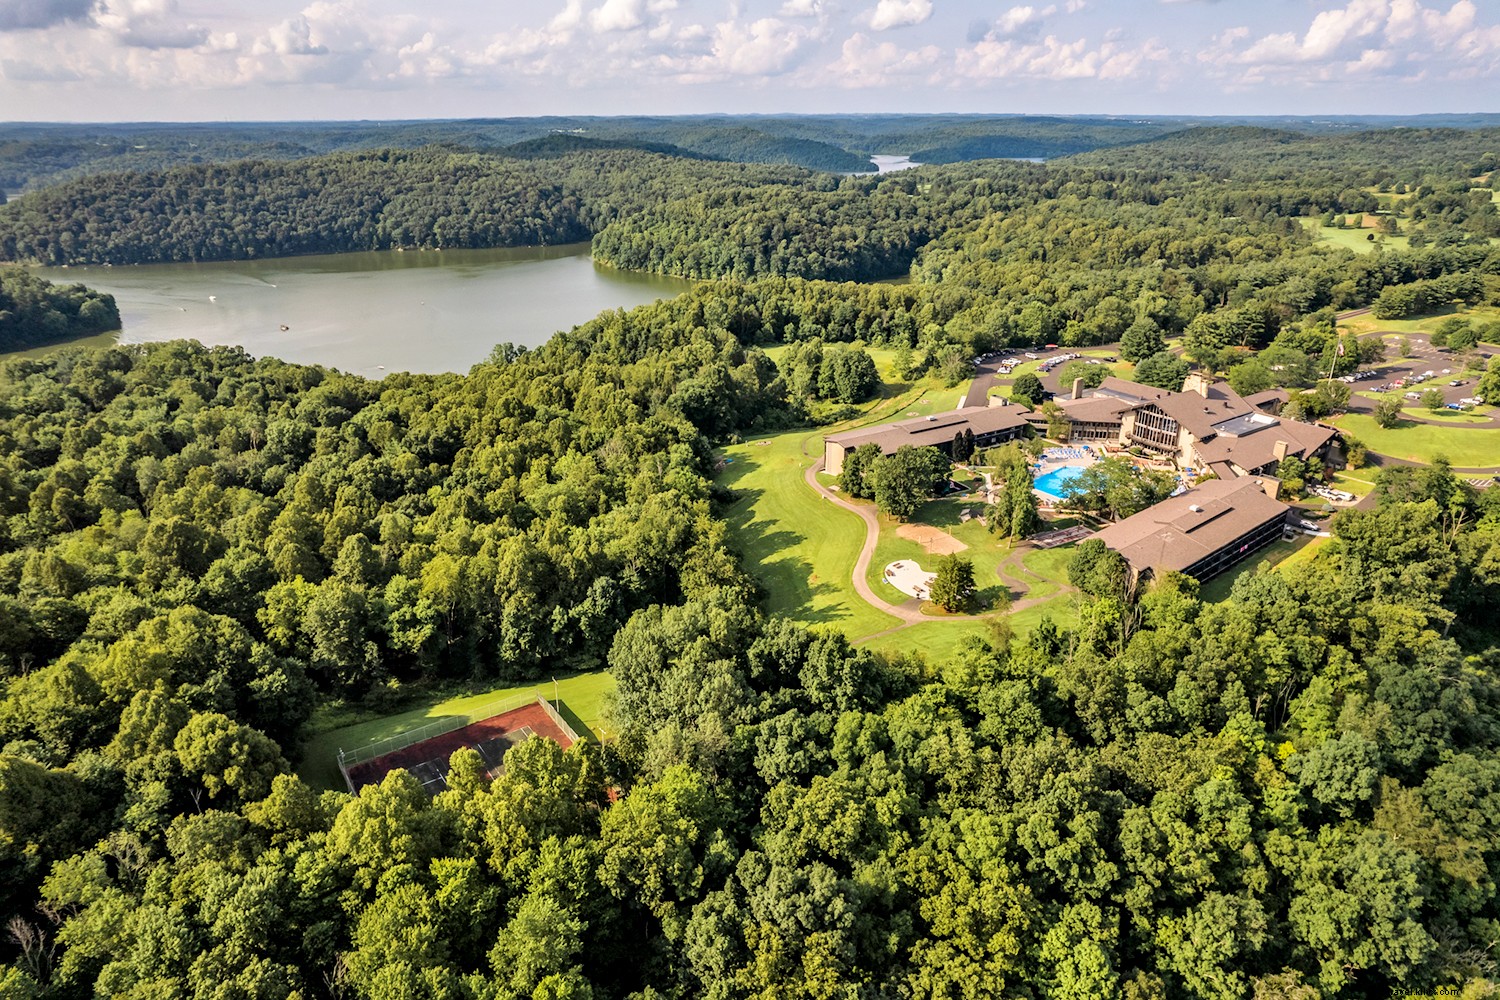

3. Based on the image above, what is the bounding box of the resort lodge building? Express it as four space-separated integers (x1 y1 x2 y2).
1032 373 1336 479
1090 477 1291 584
823 402 1032 476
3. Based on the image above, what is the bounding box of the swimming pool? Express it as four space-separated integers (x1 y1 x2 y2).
1034 465 1088 501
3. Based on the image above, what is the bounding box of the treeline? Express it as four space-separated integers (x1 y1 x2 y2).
0 269 1495 995
1372 271 1489 319
4 449 1499 998
0 269 119 351
0 115 1183 193
0 148 813 266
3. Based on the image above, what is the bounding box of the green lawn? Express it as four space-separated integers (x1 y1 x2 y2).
720 371 1081 654
297 672 616 792
1329 412 1500 468
1199 535 1323 603
1405 408 1494 424
1329 470 1377 497
858 592 1080 661
1301 217 1410 255
863 487 1011 609
1343 305 1500 337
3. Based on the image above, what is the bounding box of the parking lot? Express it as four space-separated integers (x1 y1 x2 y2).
1345 338 1494 416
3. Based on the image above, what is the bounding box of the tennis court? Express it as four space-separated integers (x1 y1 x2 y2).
342 700 572 794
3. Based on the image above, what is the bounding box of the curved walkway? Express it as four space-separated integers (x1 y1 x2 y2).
1365 451 1500 475
803 459 1073 632
804 459 956 624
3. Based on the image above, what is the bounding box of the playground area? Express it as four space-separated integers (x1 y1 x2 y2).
895 521 968 554
883 559 937 599
338 696 576 795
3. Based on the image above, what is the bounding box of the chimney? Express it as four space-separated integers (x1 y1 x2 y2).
1182 372 1211 398
1273 440 1289 462
1072 377 1085 400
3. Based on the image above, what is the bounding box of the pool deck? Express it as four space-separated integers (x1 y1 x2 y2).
1033 447 1100 504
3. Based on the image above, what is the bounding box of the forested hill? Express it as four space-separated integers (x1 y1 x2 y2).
0 268 119 351
0 147 815 266
8 125 1498 279
0 115 1176 192
1065 125 1500 180
0 282 1498 996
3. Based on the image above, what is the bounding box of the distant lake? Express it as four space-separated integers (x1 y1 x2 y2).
21 243 693 375
870 155 918 173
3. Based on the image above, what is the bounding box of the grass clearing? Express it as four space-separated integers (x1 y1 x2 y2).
1404 408 1494 424
298 672 616 792
721 430 899 638
1301 217 1410 255
1329 412 1500 468
1329 470 1377 497
720 367 1076 651
1342 305 1500 338
1199 534 1323 603
859 592 1080 661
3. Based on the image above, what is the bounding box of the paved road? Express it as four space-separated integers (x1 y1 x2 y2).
804 458 1074 633
963 361 1003 407
804 459 952 624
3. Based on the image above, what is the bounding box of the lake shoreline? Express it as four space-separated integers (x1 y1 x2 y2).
14 244 696 376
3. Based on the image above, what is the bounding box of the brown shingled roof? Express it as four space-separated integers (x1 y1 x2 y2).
824 404 1033 453
1091 478 1289 576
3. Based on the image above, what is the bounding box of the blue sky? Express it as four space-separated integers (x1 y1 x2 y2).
1 0 1497 120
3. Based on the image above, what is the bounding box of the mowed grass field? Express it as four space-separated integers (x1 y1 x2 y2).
1342 304 1500 338
1330 412 1500 468
720 430 899 638
1199 534 1324 603
1300 216 1411 254
720 353 1080 655
297 672 616 791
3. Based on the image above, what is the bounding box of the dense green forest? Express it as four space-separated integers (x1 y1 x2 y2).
2 123 1500 998
0 114 1193 193
6 126 1497 297
0 270 119 352
6 114 1497 195
0 323 1498 998
0 148 815 265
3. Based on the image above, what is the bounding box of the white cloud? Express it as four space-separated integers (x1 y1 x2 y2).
822 30 940 85
0 0 92 32
591 0 646 32
994 5 1056 37
3 0 1500 116
955 31 1168 80
706 17 815 75
1212 0 1500 83
866 0 931 32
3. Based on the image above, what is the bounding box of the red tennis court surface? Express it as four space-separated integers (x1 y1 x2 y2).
344 701 574 795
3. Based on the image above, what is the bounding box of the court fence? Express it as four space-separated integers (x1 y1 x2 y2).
336 690 539 789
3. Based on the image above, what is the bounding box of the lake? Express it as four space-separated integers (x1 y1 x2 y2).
22 243 693 375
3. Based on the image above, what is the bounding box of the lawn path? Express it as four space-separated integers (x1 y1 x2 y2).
803 458 988 625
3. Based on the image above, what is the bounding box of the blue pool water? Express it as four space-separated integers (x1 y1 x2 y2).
1034 465 1088 501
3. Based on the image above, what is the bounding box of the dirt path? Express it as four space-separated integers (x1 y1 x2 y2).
995 544 1078 613
804 459 988 625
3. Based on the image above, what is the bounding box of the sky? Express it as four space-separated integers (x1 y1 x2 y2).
0 0 1498 121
